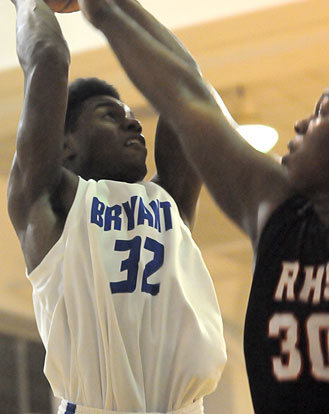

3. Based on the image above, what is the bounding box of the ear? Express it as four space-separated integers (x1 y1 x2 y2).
62 133 78 165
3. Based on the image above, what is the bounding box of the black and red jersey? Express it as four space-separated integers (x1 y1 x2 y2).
245 196 329 414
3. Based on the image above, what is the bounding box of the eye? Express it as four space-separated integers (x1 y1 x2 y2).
103 112 116 120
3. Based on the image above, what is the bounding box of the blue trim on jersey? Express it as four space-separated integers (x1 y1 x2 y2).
65 402 77 413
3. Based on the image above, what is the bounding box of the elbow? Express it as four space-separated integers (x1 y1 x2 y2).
20 37 70 74
33 38 70 67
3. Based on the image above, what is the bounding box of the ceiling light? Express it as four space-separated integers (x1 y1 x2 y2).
237 124 279 153
207 83 279 153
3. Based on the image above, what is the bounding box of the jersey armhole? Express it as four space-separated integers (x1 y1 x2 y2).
27 176 86 279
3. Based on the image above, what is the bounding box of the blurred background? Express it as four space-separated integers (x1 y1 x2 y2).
1 0 329 412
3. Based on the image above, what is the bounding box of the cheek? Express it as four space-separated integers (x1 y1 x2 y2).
306 134 329 171
289 124 329 191
290 151 329 193
91 129 121 154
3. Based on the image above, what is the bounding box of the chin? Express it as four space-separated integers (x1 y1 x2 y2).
124 165 148 183
79 161 147 183
107 163 147 184
289 175 315 198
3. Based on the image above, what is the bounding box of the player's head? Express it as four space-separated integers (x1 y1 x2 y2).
282 88 329 196
63 77 147 183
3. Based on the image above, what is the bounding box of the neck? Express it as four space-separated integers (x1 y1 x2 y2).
309 192 329 227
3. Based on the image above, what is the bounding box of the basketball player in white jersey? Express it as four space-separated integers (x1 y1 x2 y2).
7 0 226 413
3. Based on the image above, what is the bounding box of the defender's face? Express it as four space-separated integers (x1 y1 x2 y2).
69 95 147 182
282 91 329 196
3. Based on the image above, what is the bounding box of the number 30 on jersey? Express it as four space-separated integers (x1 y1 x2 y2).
268 313 329 382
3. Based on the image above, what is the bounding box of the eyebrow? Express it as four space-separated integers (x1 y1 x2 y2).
93 101 135 118
94 102 118 111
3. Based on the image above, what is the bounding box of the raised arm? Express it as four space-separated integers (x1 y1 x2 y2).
79 0 293 245
116 0 203 228
108 0 201 73
7 0 75 271
81 0 202 229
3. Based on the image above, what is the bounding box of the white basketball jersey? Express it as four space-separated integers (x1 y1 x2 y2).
28 178 226 412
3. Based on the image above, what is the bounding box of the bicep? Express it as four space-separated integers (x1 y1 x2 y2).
7 159 29 235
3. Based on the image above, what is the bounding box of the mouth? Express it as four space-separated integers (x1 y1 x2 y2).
281 153 290 166
125 134 146 148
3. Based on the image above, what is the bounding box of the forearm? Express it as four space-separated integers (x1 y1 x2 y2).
112 0 201 73
14 0 69 74
85 2 211 123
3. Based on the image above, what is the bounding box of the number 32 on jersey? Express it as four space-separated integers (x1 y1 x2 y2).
110 235 164 296
268 313 329 382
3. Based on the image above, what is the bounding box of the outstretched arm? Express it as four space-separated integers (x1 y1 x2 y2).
7 0 75 271
79 0 293 245
106 0 201 73
81 0 202 229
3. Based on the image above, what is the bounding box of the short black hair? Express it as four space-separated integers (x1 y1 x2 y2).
65 77 121 133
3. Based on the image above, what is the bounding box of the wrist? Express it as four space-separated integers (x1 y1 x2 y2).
79 0 112 29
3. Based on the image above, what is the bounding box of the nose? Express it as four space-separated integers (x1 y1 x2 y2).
294 117 311 135
122 117 142 133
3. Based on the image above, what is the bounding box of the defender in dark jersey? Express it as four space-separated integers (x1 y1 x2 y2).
77 1 329 412
245 195 329 413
